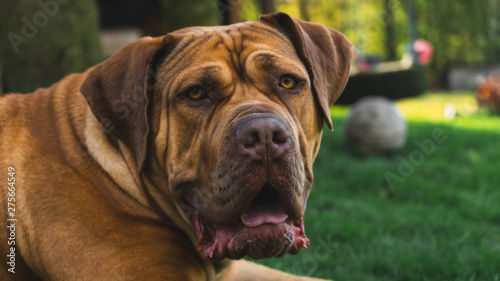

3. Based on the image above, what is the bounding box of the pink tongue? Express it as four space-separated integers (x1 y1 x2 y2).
241 201 288 227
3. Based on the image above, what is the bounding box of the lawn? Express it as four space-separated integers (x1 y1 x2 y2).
253 92 500 281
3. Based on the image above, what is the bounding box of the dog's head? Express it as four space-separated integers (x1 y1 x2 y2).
80 12 353 262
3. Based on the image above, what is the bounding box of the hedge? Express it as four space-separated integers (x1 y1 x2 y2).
337 66 427 105
0 0 103 94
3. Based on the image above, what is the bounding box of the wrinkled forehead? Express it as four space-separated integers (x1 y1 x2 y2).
163 21 300 70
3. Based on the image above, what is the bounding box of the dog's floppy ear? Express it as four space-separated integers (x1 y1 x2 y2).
260 12 354 130
80 36 170 171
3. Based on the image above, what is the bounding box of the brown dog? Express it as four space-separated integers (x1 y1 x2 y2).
0 12 352 280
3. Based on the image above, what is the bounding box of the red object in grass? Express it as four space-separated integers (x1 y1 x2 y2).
476 73 500 112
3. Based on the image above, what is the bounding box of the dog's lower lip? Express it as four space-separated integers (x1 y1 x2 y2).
192 212 309 261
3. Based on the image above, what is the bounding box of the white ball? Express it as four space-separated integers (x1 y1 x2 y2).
343 96 407 153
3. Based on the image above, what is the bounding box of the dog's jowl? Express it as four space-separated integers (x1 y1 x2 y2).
0 12 352 281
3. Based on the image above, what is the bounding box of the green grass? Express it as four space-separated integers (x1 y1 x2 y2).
253 92 500 280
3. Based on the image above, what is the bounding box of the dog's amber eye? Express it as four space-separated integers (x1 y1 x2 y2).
188 87 205 100
280 77 295 89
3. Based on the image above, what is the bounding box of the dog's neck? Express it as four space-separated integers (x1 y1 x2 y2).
82 98 204 245
82 110 150 205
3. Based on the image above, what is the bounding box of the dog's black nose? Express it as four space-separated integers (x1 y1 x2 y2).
236 114 291 160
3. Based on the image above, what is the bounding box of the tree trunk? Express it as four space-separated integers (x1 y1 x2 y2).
406 0 419 64
299 0 310 21
384 0 397 60
218 0 240 25
258 0 276 14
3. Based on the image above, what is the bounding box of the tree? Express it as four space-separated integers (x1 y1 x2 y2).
405 0 500 87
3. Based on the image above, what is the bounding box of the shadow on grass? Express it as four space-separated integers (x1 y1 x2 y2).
254 118 500 281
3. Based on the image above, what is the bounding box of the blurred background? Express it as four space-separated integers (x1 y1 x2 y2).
1 0 500 280
2 0 500 94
